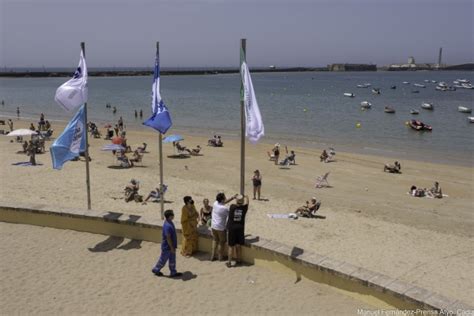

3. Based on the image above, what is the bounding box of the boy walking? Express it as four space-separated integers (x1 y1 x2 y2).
152 209 183 278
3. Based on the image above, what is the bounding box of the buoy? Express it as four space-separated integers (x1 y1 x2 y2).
303 108 307 112
356 122 361 128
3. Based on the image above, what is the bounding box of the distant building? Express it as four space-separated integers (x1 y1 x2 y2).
328 64 377 71
388 56 436 71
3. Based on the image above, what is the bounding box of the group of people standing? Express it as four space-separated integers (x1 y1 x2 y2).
152 192 250 277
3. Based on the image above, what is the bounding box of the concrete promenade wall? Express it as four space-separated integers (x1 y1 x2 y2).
0 202 471 313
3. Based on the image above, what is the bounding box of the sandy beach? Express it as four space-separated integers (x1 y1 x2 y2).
0 222 374 314
0 119 473 304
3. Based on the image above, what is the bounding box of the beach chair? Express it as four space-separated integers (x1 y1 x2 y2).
267 151 277 161
149 185 168 203
315 172 330 188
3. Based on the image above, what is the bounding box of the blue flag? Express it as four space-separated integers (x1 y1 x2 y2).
143 51 172 134
50 105 86 170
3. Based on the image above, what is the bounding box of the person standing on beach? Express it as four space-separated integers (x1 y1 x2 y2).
272 144 280 165
180 196 199 257
139 109 143 119
252 170 262 200
114 124 119 137
7 119 13 132
226 195 249 268
118 116 124 131
152 209 182 278
134 110 138 118
16 107 20 119
210 193 236 261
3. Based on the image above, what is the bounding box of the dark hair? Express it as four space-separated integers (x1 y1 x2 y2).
216 192 226 203
164 209 174 219
183 196 193 204
410 185 416 191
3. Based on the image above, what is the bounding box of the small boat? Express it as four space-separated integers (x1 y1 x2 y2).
360 101 372 109
458 106 472 113
424 80 430 83
409 120 432 131
461 83 474 89
371 88 380 95
364 83 372 87
411 90 420 93
344 93 355 97
421 102 434 110
410 109 419 115
468 117 474 123
390 85 397 89
453 80 460 85
457 79 470 84
384 106 395 113
454 85 464 89
435 86 446 91
403 81 410 84
413 83 426 88
431 80 437 83
357 84 369 88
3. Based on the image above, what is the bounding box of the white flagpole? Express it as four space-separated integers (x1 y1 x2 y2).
157 41 165 220
240 38 246 195
81 42 92 210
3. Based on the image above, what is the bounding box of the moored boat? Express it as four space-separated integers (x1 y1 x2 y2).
360 101 372 109
384 106 395 113
458 106 472 113
403 81 410 84
410 109 419 115
461 83 474 89
413 83 426 88
357 84 368 88
409 119 432 131
371 88 380 95
468 117 474 123
421 102 434 110
390 85 397 89
344 92 355 97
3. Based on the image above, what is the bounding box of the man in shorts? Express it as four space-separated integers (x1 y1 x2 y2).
210 192 237 261
226 194 249 267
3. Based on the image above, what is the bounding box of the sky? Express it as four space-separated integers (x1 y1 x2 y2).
0 0 473 68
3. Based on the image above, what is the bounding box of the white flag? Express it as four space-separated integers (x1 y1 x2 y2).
54 50 88 112
241 61 264 143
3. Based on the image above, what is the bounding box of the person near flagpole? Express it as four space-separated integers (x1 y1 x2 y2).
180 196 199 257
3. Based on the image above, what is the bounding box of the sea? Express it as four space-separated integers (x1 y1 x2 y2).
1 71 473 166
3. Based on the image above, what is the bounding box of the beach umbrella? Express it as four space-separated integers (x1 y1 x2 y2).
6 129 37 137
101 144 125 151
112 136 123 145
163 134 184 143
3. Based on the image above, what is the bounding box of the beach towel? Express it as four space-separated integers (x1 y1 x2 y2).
12 162 43 167
267 213 298 219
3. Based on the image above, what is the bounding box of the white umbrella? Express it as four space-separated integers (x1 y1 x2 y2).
6 129 37 137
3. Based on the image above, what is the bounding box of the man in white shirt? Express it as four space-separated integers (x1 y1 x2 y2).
210 192 237 261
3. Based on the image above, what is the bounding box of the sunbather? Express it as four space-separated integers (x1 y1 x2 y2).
137 142 147 153
384 161 401 173
125 179 141 202
427 181 443 199
279 146 296 166
409 185 425 197
129 150 142 164
295 197 321 218
320 150 328 162
118 152 134 168
199 198 212 226
186 145 202 155
144 184 168 202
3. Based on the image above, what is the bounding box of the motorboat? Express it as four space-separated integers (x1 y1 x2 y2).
409 120 432 131
458 106 472 113
410 109 419 115
357 84 369 88
424 80 430 83
431 80 437 83
411 90 420 93
437 82 448 88
360 101 372 109
457 79 470 84
390 85 397 89
421 102 434 110
461 83 474 89
344 93 355 97
468 117 474 123
371 88 381 95
453 80 460 85
403 81 410 84
384 106 395 113
413 83 426 88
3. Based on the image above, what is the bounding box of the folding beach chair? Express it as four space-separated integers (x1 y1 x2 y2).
315 172 330 188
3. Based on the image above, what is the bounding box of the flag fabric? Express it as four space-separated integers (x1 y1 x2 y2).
241 61 264 143
54 50 88 112
50 105 86 170
143 51 172 134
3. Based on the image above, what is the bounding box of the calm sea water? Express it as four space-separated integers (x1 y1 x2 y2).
1 71 473 166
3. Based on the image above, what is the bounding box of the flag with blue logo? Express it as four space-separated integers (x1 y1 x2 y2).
50 105 86 170
54 50 88 112
143 51 172 134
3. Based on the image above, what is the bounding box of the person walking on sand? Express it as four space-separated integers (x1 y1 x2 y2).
226 194 249 268
210 193 237 261
152 209 183 278
252 170 262 200
180 196 199 257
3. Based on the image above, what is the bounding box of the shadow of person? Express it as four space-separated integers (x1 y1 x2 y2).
179 271 197 281
88 236 124 252
118 239 142 250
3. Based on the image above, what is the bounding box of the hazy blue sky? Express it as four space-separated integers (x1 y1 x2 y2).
1 0 472 68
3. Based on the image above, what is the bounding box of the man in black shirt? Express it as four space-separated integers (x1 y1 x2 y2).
226 194 249 268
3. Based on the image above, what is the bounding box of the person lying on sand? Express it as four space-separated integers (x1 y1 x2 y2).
384 161 401 173
409 185 426 197
129 150 142 164
137 142 147 153
295 197 321 218
186 145 202 156
144 184 168 203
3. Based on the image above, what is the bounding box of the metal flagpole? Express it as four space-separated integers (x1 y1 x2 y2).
81 42 92 210
157 42 165 220
239 38 246 195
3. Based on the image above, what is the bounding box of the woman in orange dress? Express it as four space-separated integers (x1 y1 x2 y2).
180 196 199 257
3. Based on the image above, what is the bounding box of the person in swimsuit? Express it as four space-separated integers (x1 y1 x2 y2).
199 198 213 226
252 170 262 200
